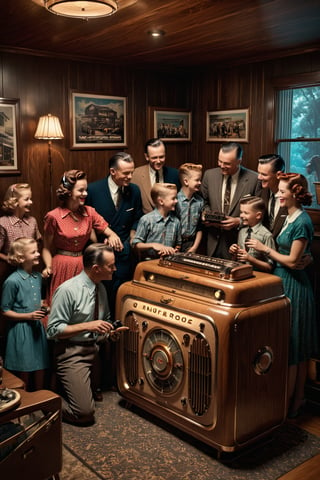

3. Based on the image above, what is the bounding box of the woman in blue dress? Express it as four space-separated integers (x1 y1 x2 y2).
1 237 49 391
246 172 318 417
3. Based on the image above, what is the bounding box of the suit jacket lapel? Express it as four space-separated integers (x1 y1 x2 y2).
141 165 153 211
105 181 119 220
273 206 287 238
217 175 224 212
229 168 247 214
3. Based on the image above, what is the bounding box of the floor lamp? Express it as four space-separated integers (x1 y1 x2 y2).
34 114 64 209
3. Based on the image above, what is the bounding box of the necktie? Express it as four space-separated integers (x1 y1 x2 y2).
269 193 276 228
223 175 232 214
155 170 160 183
244 227 252 252
94 286 99 320
115 187 122 210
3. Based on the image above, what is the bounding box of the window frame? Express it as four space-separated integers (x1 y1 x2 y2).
273 72 320 228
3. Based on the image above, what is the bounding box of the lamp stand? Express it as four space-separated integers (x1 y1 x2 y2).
48 140 53 210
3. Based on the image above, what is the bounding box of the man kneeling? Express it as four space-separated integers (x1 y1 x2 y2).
47 243 122 425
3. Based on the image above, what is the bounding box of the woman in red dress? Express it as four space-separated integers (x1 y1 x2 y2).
42 170 122 304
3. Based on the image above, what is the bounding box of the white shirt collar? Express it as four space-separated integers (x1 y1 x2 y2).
108 176 119 195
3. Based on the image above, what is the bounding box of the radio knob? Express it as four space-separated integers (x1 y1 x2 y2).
182 334 190 346
214 289 223 300
181 397 187 407
142 320 148 330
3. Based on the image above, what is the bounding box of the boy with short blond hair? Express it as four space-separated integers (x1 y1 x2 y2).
176 163 204 253
132 183 182 259
229 195 275 272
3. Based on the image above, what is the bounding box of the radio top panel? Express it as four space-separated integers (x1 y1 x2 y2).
159 253 253 281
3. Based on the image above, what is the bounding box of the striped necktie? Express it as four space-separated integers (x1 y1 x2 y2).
94 286 99 320
223 175 232 214
269 193 276 228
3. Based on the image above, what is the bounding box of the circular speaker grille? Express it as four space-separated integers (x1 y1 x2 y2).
142 329 184 393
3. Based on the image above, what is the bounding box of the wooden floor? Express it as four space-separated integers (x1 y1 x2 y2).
278 401 320 480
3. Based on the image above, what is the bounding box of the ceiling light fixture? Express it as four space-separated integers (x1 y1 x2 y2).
44 0 118 19
148 30 165 38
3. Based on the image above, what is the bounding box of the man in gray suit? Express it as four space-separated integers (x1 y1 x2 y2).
201 142 261 259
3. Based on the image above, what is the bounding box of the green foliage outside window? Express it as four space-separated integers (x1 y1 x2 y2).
276 86 320 208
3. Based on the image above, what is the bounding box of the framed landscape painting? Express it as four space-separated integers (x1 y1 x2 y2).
70 92 127 149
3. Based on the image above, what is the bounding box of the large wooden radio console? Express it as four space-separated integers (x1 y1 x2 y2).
116 253 291 452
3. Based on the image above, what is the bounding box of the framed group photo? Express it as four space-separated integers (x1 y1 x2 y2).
0 98 20 174
70 92 127 149
206 108 249 143
149 107 192 142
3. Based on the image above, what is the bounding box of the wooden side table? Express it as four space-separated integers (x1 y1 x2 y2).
0 389 62 480
1 367 25 390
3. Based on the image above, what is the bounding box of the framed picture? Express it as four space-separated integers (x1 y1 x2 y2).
206 108 249 143
70 92 127 149
149 107 192 142
0 98 20 174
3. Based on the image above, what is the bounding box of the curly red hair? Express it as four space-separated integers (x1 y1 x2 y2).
276 172 312 206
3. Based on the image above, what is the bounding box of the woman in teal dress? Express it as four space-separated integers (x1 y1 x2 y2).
246 172 319 417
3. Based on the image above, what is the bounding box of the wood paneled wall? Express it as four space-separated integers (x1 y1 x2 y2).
0 49 320 234
191 51 320 175
0 52 193 227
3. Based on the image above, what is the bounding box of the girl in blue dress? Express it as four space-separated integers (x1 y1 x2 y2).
246 172 318 417
1 237 49 391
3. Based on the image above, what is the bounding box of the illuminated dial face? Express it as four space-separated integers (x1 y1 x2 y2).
142 329 184 394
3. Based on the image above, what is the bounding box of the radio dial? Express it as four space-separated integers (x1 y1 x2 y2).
142 329 184 393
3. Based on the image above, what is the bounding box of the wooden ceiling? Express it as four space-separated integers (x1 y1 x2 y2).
1 0 320 69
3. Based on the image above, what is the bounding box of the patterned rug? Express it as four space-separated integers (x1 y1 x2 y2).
61 391 320 480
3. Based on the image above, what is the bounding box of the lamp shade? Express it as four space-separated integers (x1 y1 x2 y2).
34 114 64 140
45 0 118 19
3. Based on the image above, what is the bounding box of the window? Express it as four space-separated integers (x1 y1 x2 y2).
275 85 320 209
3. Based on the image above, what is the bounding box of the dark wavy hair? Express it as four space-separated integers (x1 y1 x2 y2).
56 170 87 203
277 172 313 206
1 183 31 214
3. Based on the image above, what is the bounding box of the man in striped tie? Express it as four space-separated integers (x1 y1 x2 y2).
201 142 261 259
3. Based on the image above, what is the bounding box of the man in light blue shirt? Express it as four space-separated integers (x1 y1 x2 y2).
47 243 122 425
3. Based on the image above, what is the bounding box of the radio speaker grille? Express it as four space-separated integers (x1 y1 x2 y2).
124 312 139 386
189 334 212 415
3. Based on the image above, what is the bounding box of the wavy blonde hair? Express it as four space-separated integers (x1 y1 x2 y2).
1 183 31 214
8 237 38 266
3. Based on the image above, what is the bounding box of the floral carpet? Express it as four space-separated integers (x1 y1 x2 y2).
61 391 320 480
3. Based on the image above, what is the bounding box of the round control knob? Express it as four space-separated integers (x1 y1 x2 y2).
214 289 223 300
253 346 273 375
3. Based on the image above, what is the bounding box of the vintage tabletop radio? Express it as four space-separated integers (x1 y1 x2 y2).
116 253 291 452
